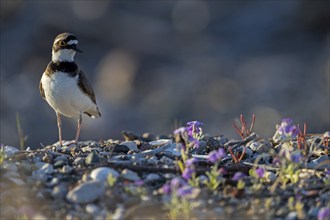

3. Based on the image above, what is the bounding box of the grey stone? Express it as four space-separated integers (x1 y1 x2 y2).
54 160 65 168
149 139 172 147
8 177 25 186
85 152 100 165
145 173 161 183
121 169 140 181
90 167 119 183
66 180 105 203
52 183 68 199
54 155 68 162
256 142 272 154
39 163 54 175
73 157 85 165
61 165 73 174
121 141 138 151
308 155 330 169
2 145 19 158
85 204 100 216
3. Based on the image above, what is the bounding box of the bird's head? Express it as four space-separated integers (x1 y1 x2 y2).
52 33 82 62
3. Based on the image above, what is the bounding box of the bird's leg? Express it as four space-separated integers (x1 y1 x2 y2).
75 111 82 144
56 112 63 146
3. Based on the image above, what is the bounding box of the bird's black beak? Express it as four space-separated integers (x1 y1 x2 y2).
73 45 83 53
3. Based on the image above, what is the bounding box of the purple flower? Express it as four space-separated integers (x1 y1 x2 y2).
255 167 265 178
219 167 227 175
161 183 171 195
173 127 186 135
176 185 193 197
182 167 194 180
291 152 302 163
186 121 203 137
318 207 330 220
208 148 226 163
170 177 185 189
134 180 144 186
185 158 197 167
232 172 246 181
277 118 298 138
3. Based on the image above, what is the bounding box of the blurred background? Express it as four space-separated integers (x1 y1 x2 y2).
1 1 329 148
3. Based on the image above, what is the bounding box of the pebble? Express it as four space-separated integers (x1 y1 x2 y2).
61 165 73 174
8 177 25 186
149 139 171 147
52 183 68 199
308 155 330 169
73 157 85 165
145 173 161 183
90 167 119 183
111 144 130 153
66 180 105 203
39 163 54 175
121 141 139 151
54 160 65 168
85 204 100 216
2 145 19 158
85 152 100 165
121 169 140 181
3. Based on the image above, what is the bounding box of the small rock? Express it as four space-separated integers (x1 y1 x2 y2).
121 169 140 181
90 167 119 183
121 141 138 151
52 183 68 199
61 165 73 174
2 145 19 158
2 162 18 172
287 211 297 220
39 163 54 175
85 204 100 216
54 155 68 162
73 157 85 165
149 139 172 147
42 154 53 163
8 177 25 186
265 171 276 183
47 177 60 187
145 173 161 183
34 161 46 169
159 156 173 164
85 152 100 165
54 160 65 168
109 144 129 153
256 142 272 154
206 137 220 151
121 131 139 141
142 132 156 141
247 141 261 151
66 180 105 203
308 155 330 169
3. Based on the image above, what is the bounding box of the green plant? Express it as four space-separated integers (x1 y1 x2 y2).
164 192 193 220
16 113 28 150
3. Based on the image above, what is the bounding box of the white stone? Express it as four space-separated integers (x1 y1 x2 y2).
121 169 140 181
90 167 119 183
149 139 172 147
66 180 105 203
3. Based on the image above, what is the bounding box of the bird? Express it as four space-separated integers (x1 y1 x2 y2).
40 33 101 146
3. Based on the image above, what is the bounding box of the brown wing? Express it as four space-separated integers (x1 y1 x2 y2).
39 80 46 100
77 70 97 104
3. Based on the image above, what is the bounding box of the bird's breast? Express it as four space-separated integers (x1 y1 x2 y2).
41 71 95 117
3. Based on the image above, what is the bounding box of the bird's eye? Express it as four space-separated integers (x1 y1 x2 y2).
59 41 66 46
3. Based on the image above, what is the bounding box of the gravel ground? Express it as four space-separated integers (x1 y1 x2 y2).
1 123 329 220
